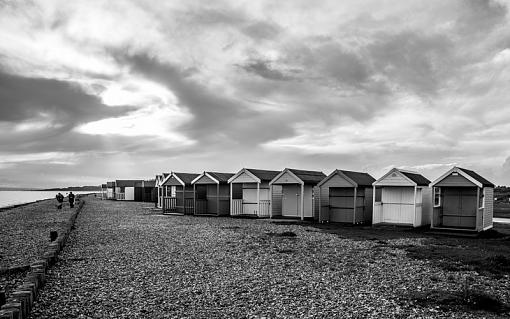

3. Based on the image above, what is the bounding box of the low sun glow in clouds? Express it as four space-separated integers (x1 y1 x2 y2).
1 0 510 187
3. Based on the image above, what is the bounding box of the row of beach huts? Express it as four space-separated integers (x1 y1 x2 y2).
101 166 495 232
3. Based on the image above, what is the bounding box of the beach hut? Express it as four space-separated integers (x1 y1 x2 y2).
228 168 280 217
318 170 376 224
115 180 142 201
101 184 107 199
191 172 234 216
106 181 116 199
269 168 326 220
161 172 199 214
155 174 169 208
429 167 494 232
372 168 432 227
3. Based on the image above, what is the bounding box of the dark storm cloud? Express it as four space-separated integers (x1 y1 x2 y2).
0 70 136 127
240 59 293 81
120 53 295 146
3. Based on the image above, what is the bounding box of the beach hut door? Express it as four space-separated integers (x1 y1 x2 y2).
282 184 300 217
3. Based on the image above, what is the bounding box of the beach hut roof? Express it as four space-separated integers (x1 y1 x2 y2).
288 169 326 184
318 170 375 187
207 172 235 183
116 180 142 187
430 167 494 188
339 170 376 187
400 171 431 186
245 169 281 181
143 180 156 187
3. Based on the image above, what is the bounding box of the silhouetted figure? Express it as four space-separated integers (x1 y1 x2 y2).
56 193 64 209
68 191 75 208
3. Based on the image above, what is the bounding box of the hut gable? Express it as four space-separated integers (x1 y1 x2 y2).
374 168 425 187
318 171 355 188
271 168 326 185
431 167 494 188
229 169 260 183
193 173 217 185
271 169 302 185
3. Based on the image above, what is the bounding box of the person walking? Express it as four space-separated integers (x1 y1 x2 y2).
68 191 75 208
56 192 64 209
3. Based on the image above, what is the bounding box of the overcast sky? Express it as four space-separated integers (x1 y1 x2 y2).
1 0 510 188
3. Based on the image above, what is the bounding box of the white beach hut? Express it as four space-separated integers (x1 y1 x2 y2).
228 168 280 217
372 168 432 227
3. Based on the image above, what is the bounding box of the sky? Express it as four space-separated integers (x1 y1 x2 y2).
1 0 510 188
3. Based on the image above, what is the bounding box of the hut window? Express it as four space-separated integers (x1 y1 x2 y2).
171 186 176 197
433 187 441 207
479 188 485 209
232 183 243 199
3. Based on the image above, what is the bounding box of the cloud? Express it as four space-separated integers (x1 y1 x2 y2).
239 59 293 81
121 53 296 146
0 70 135 126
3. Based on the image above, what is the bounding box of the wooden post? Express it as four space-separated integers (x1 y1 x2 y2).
372 186 376 224
256 182 260 216
353 187 357 224
300 183 305 221
269 184 272 218
230 182 233 215
413 186 417 227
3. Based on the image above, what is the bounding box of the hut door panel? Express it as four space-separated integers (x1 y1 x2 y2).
282 184 300 217
329 187 354 223
443 188 477 228
381 187 414 224
242 185 258 215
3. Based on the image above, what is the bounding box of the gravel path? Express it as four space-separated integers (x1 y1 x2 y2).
29 198 510 318
0 198 75 268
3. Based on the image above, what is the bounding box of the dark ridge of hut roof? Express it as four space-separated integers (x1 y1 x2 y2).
116 180 143 187
173 172 200 185
162 173 170 178
339 170 376 186
400 171 430 186
143 180 156 187
245 169 281 181
288 169 326 184
207 172 235 183
106 181 116 187
457 167 495 187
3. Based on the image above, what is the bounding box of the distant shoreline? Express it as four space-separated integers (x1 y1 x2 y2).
0 198 51 212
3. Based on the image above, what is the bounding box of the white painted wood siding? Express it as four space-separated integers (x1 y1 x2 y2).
381 187 415 225
483 187 494 230
125 187 135 201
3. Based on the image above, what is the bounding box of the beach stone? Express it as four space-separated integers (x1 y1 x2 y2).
1 312 12 319
1 302 21 319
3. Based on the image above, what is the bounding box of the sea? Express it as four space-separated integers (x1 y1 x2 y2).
0 190 96 209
